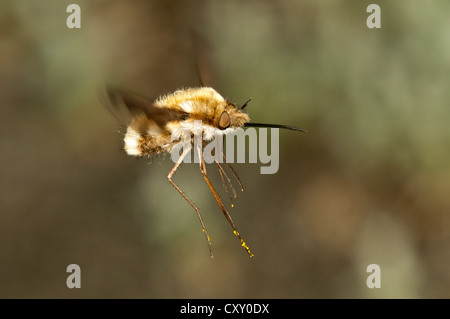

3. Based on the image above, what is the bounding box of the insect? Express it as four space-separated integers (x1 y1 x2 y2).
102 86 306 257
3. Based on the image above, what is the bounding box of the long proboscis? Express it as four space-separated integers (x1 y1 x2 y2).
244 123 308 133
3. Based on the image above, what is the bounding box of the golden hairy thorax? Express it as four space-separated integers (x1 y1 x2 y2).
155 87 250 128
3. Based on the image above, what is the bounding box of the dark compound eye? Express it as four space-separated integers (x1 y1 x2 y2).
218 111 230 130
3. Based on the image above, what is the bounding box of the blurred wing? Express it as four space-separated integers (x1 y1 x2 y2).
100 87 188 135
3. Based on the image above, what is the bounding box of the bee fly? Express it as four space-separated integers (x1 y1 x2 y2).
102 86 306 258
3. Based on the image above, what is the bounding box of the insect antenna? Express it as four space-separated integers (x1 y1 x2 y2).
240 98 252 110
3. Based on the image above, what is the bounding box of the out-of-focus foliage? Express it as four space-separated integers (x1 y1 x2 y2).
1 0 449 298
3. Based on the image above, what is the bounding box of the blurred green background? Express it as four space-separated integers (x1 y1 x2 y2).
1 0 449 298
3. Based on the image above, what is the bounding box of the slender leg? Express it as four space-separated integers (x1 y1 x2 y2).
167 146 213 258
201 139 237 206
196 144 254 257
216 160 237 206
221 152 244 192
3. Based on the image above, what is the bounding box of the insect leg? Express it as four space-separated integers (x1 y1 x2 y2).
196 144 254 257
216 161 237 205
221 152 244 192
167 145 213 258
201 139 237 206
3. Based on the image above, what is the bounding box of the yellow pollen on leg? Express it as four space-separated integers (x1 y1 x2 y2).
203 228 211 243
233 230 254 257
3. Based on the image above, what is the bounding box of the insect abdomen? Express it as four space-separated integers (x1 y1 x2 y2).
124 128 173 156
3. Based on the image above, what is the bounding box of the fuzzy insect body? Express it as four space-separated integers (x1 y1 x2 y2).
103 86 305 257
